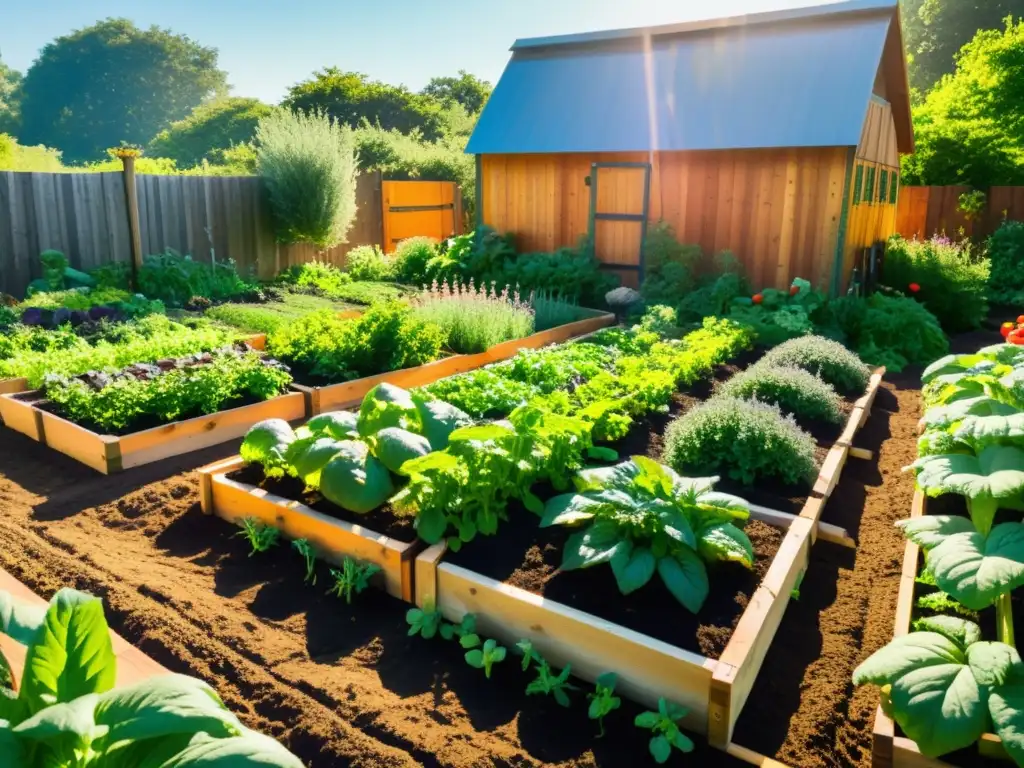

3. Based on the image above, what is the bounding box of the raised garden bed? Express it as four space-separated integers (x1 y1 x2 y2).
0 387 306 474
413 368 885 748
871 490 1008 768
198 456 421 601
293 312 615 414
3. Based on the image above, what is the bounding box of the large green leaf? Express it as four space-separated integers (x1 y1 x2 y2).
156 728 304 767
319 444 394 514
94 674 240 746
657 549 709 613
909 446 1024 503
926 524 1024 609
657 508 697 550
0 725 22 765
539 493 606 528
305 411 359 440
357 383 420 438
20 589 116 715
966 642 1019 687
922 397 1018 431
416 507 448 544
0 590 47 645
239 419 295 468
890 663 987 757
284 437 346 488
561 521 627 571
955 413 1024 452
13 692 100 749
898 516 975 550
375 428 431 475
989 660 1024 766
413 397 473 451
853 632 966 686
610 545 656 594
914 616 982 649
697 523 754 568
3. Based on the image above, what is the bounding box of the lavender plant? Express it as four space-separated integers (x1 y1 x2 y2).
411 279 535 354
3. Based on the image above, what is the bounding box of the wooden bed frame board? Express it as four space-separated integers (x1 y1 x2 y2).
0 567 168 689
871 490 1009 766
0 377 28 396
296 312 615 414
1 390 306 473
198 456 422 601
411 369 884 749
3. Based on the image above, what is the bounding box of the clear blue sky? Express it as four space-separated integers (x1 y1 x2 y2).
2 0 835 104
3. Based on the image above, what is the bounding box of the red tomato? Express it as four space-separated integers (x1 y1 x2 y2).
1017 315 1024 325
1003 322 1016 338
908 283 921 293
752 293 764 305
1011 334 1024 346
789 285 800 296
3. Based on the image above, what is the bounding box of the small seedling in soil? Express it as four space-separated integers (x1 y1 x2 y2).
292 538 317 585
326 557 381 604
406 604 443 639
464 638 507 678
635 698 695 764
587 672 621 737
791 570 806 601
440 613 476 643
518 639 578 707
236 518 279 556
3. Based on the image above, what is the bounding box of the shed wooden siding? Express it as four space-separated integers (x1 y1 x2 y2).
480 147 849 291
857 98 899 168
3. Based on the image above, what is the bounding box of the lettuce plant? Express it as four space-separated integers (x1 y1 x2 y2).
854 616 1024 762
541 457 753 613
0 588 302 767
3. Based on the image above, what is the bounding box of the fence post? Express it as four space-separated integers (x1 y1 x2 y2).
118 153 144 290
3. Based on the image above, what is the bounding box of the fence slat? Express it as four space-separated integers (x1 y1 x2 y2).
895 184 1024 241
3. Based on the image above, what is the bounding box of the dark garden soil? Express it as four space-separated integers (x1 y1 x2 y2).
228 463 418 544
0 333 991 767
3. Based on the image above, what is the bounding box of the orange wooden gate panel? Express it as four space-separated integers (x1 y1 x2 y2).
381 181 462 252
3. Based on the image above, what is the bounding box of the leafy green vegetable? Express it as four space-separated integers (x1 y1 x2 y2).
854 617 1024 761
240 418 296 477
319 441 395 514
542 457 752 612
760 335 871 394
327 557 381 603
358 382 422 437
405 605 443 639
463 638 507 679
634 698 695 764
413 395 473 450
305 410 359 440
587 672 621 737
236 518 280 556
375 427 432 474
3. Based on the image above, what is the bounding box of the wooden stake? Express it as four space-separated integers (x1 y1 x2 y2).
726 742 792 767
849 446 873 460
120 155 144 291
747 504 856 549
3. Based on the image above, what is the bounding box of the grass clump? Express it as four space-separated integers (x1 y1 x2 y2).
206 292 357 334
760 336 870 394
718 362 843 424
663 397 818 487
412 280 534 354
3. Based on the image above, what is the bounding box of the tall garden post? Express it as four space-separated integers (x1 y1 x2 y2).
116 148 144 291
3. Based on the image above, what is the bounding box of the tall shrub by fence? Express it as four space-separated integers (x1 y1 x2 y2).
895 185 1024 241
0 168 461 297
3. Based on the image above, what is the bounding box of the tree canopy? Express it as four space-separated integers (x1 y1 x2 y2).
902 19 1024 187
148 97 275 166
901 0 1024 91
0 53 21 135
17 18 228 164
421 70 492 114
283 68 447 140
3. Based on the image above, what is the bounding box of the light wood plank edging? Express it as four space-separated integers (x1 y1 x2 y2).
0 377 28 396
0 567 167 689
302 312 615 414
198 457 422 601
1 390 306 473
872 492 1006 767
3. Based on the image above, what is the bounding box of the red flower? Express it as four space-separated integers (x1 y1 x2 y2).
909 283 921 293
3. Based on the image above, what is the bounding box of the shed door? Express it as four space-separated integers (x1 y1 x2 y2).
588 162 651 288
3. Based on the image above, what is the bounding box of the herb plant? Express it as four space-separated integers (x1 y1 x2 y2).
412 279 535 354
541 457 754 612
717 361 844 424
635 698 696 764
587 672 622 737
292 538 318 584
463 638 507 679
518 640 578 707
327 557 381 603
760 335 871 394
237 517 280 555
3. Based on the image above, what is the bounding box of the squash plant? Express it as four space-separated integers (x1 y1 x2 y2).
540 456 753 612
0 588 302 766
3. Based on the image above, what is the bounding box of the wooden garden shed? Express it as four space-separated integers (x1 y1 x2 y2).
467 0 913 293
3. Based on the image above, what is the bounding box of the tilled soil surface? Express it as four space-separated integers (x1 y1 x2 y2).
0 335 979 767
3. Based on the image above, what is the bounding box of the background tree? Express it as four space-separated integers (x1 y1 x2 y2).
17 18 227 164
421 70 492 115
148 97 275 166
283 68 446 140
0 52 21 135
902 20 1024 187
901 0 1024 91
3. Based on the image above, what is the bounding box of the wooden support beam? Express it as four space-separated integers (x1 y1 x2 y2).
748 504 856 549
849 446 873 460
726 742 792 768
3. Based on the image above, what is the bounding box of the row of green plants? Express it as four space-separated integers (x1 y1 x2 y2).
0 587 303 766
854 340 1024 764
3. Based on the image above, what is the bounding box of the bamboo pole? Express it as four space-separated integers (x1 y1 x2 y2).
119 153 144 291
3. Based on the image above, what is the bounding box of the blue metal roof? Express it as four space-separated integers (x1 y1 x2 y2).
467 0 899 155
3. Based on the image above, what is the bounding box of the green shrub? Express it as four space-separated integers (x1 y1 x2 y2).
532 291 585 331
206 292 356 334
20 287 131 311
987 221 1024 306
677 257 748 322
346 245 398 282
882 234 989 333
663 396 818 486
392 237 438 285
266 301 443 382
256 109 357 249
760 336 871 394
324 280 407 305
138 251 256 307
637 305 679 336
640 222 702 307
718 362 844 424
726 278 829 347
412 280 534 354
824 293 949 373
277 260 352 296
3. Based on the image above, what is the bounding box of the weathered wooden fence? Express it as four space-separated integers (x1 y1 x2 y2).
0 169 461 297
895 185 1024 241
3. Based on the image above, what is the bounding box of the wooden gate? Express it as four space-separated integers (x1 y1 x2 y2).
588 162 651 288
381 180 463 252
